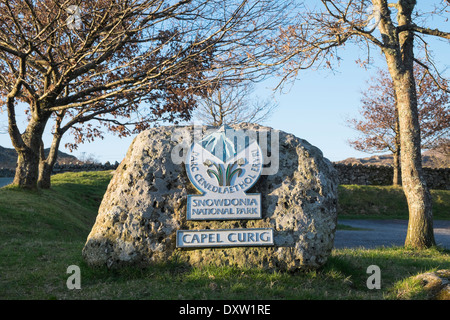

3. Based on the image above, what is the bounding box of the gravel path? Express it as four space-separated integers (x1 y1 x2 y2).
334 219 450 249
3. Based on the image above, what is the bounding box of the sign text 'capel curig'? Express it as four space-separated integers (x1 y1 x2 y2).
176 125 274 248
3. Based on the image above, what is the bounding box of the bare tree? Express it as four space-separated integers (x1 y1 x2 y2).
0 0 292 189
270 0 450 249
347 66 450 185
193 81 277 126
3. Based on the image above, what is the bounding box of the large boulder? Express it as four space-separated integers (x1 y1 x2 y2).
413 270 450 300
82 124 338 271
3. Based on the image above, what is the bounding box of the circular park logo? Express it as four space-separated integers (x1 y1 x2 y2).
185 125 263 220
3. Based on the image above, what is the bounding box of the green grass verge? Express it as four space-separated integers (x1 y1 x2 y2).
338 185 450 220
0 171 449 300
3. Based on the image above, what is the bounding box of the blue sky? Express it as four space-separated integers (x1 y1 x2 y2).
253 49 381 162
0 2 448 164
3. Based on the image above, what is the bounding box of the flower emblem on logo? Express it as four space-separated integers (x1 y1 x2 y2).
203 158 245 186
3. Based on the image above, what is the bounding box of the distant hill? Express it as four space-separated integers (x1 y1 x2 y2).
336 149 449 169
0 145 79 169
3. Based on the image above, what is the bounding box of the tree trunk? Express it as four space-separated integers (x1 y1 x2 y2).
388 69 435 248
38 133 62 189
13 147 41 189
379 0 435 249
392 148 401 186
38 161 53 189
12 116 51 189
392 100 402 186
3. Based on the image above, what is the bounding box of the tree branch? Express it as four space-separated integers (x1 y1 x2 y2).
398 24 450 39
6 56 27 150
414 58 450 94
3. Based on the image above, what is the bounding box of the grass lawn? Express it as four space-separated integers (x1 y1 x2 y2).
338 185 450 220
0 171 449 300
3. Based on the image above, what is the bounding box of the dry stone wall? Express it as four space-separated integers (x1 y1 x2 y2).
334 163 449 190
1 159 448 190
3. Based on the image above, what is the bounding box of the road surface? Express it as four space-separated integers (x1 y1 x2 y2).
334 219 450 249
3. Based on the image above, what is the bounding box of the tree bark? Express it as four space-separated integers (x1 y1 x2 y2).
13 147 41 190
37 161 53 189
393 73 435 248
377 0 435 249
384 60 435 248
12 115 51 189
392 116 402 186
392 148 401 186
38 132 62 189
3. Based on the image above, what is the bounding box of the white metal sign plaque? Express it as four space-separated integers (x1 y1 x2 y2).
177 125 274 249
185 125 263 220
176 228 274 248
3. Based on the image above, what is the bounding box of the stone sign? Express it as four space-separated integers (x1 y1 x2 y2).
82 123 339 271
